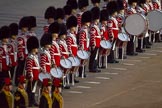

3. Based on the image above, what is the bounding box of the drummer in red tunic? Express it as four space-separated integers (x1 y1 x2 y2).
58 24 71 89
107 1 119 63
25 36 40 107
66 15 79 84
48 22 61 68
89 7 102 72
78 10 92 77
99 9 110 68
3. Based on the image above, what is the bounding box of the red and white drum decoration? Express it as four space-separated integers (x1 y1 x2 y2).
147 10 162 32
124 13 148 36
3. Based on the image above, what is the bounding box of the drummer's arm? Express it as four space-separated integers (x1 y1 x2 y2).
107 20 114 41
90 27 96 48
26 58 33 81
40 53 46 73
66 37 73 56
79 31 85 49
100 26 105 40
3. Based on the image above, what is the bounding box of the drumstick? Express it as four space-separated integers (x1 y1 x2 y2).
81 50 84 56
72 56 76 62
64 58 67 65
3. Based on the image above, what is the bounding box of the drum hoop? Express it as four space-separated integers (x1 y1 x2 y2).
68 57 80 66
124 13 147 36
118 32 129 42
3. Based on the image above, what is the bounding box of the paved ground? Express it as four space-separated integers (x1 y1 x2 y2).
0 1 162 108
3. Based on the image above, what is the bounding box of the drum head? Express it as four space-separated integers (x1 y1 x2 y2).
68 57 80 66
118 33 129 42
147 10 162 31
50 68 63 78
60 59 72 69
124 13 146 36
39 73 51 82
77 50 89 60
100 40 112 49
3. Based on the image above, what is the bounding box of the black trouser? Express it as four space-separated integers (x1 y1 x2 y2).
0 71 9 90
26 80 37 106
137 38 142 50
79 65 86 77
15 60 25 86
10 66 15 79
127 36 135 54
89 47 98 71
107 49 115 62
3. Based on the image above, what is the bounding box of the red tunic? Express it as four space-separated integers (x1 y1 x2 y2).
40 49 51 73
0 44 10 71
50 41 61 67
79 26 89 51
90 24 101 48
7 39 17 66
26 54 40 80
43 25 49 33
66 32 78 56
77 12 83 31
153 1 161 10
17 33 28 60
59 40 69 59
107 17 119 40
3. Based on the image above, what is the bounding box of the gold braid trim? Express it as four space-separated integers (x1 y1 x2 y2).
52 90 64 108
42 91 52 108
3 90 14 108
17 87 29 107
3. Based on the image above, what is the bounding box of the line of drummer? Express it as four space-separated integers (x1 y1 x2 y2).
0 0 162 108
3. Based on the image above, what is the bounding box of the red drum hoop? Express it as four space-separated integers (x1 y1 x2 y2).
124 13 147 36
50 68 63 78
147 10 162 31
60 58 72 69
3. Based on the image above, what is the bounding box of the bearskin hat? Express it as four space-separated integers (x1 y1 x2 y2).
66 15 77 29
81 11 92 24
137 0 146 5
78 0 89 9
64 5 72 16
107 1 118 15
9 23 18 36
100 9 108 22
44 6 56 19
56 8 65 20
48 22 60 34
29 16 37 29
91 7 100 20
40 33 52 47
27 36 39 52
59 23 67 36
128 0 138 5
91 0 101 4
0 26 10 40
66 0 78 9
117 0 124 11
19 16 29 29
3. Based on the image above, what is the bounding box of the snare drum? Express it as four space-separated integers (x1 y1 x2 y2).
68 56 80 67
39 73 51 81
77 50 89 60
60 58 72 69
50 68 63 78
147 10 162 31
124 13 148 36
100 40 112 49
116 33 129 47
